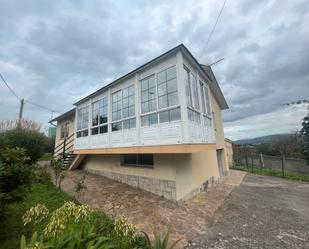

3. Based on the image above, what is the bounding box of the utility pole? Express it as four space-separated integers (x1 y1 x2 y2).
19 98 24 120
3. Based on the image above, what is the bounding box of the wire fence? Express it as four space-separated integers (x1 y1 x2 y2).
233 153 309 176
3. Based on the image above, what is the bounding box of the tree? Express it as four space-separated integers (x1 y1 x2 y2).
0 119 52 163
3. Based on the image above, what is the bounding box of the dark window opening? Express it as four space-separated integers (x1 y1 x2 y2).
122 154 154 168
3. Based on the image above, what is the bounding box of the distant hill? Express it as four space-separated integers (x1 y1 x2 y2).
234 134 288 145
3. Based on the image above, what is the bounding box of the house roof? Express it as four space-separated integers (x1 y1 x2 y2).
73 44 228 110
49 108 75 123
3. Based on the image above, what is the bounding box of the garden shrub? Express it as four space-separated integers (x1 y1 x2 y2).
0 147 35 220
0 127 51 164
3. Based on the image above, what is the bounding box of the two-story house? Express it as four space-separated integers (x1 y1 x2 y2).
50 44 229 201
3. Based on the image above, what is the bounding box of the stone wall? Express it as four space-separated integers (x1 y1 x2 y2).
86 169 177 200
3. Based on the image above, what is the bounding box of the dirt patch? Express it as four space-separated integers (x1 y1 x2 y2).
60 170 245 247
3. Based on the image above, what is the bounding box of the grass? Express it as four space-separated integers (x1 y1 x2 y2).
233 165 309 182
0 183 73 249
38 152 53 161
0 182 148 249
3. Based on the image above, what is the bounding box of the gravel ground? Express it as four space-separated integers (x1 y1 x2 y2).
185 173 309 249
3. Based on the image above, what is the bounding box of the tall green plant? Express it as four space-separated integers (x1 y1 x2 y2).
0 147 34 220
142 229 182 249
50 158 66 189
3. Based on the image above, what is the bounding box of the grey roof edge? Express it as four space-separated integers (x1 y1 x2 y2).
200 64 229 110
49 108 75 123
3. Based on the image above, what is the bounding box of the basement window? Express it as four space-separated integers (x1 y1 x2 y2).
122 154 154 168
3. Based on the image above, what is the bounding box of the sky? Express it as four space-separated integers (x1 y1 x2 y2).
0 0 308 140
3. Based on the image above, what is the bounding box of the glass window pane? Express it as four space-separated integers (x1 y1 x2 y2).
166 66 176 80
123 88 128 97
141 102 148 113
158 83 167 97
158 95 168 109
168 92 178 106
123 154 137 165
167 78 177 93
141 91 148 102
99 125 108 133
169 108 181 121
138 154 153 166
141 80 148 91
159 111 169 123
141 116 149 127
149 113 158 125
123 108 128 118
129 85 135 95
123 97 129 108
91 127 98 135
148 88 156 99
129 95 135 105
130 118 136 128
148 76 155 88
129 106 135 116
157 71 166 84
112 122 122 131
151 99 157 111
123 120 129 129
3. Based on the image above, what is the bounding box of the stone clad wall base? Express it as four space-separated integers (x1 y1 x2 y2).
86 169 177 200
179 176 219 201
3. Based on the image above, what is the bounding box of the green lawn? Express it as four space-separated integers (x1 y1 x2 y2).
233 165 309 182
0 183 73 249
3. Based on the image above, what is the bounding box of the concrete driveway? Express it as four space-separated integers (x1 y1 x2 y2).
186 173 309 249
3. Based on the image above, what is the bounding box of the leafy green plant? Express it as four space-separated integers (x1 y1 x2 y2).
114 216 138 243
74 172 88 201
0 124 52 164
142 229 182 249
0 147 35 220
50 158 66 189
20 202 116 249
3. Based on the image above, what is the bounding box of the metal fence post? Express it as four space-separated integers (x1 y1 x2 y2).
251 155 254 173
281 154 285 177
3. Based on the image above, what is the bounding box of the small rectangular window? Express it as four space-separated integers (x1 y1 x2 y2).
122 154 154 168
123 118 136 130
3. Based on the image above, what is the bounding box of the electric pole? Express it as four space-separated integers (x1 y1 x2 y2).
19 98 24 120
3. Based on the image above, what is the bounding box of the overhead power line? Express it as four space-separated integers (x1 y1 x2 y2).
0 72 61 117
199 0 227 61
0 72 21 101
25 100 61 114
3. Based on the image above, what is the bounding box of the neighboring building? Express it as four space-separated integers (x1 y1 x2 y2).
50 44 229 201
225 138 234 168
48 126 56 138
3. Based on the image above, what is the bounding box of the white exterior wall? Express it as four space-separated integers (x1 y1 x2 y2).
74 51 215 150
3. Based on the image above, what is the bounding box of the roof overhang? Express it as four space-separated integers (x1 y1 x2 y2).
49 108 76 123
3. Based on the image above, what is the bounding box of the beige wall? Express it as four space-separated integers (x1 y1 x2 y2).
84 154 177 181
54 117 75 151
225 139 234 167
210 93 229 173
175 150 219 200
